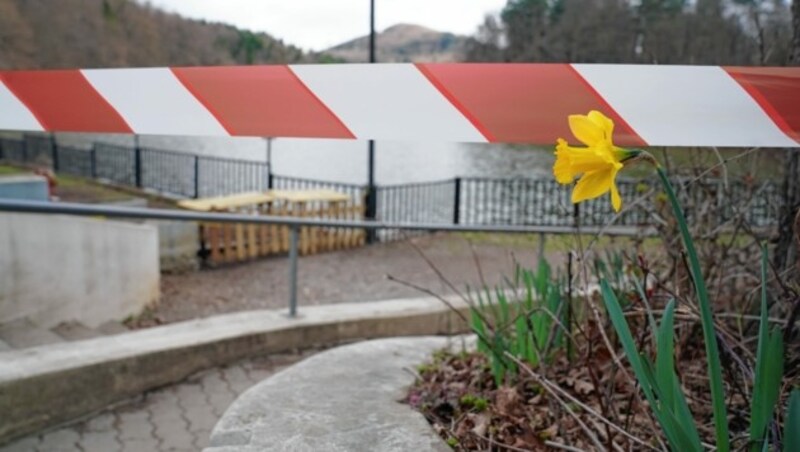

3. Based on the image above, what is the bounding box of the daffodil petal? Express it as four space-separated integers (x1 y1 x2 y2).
587 110 614 142
610 180 622 212
554 138 575 184
572 169 614 204
568 114 605 147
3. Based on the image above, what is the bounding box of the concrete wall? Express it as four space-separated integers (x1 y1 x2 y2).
0 212 159 328
154 221 199 273
92 199 199 273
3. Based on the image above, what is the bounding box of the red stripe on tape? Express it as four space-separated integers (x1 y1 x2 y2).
724 67 800 144
0 70 132 133
415 63 494 142
564 65 646 147
416 63 646 147
171 66 355 139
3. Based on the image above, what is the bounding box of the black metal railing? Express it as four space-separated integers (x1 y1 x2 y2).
57 146 94 178
23 134 54 167
458 177 654 227
0 137 27 163
0 133 782 238
94 142 136 187
140 147 198 198
376 179 455 241
196 154 268 197
272 174 365 203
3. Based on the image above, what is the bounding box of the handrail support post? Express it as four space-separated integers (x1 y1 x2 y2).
288 225 299 317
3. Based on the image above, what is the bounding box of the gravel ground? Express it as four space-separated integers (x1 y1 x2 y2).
136 233 565 326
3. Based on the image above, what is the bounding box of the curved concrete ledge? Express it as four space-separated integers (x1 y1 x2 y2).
0 295 470 445
206 337 452 452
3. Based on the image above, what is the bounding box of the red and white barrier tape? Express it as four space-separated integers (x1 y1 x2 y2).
1 64 798 147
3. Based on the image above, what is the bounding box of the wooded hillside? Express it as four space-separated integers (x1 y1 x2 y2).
465 0 793 65
0 0 317 70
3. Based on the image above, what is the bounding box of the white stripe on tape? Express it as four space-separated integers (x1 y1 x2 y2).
81 68 228 137
572 64 796 148
290 64 487 142
0 80 44 132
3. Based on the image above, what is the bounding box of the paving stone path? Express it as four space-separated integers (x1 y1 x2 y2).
0 352 309 452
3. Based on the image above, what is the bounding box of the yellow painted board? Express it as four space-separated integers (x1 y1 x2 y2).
332 202 343 250
235 224 246 261
297 203 310 256
260 223 270 255
178 192 274 212
248 224 258 258
269 189 350 203
206 223 221 263
222 223 234 263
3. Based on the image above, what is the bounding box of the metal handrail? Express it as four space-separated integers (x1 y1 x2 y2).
0 199 653 317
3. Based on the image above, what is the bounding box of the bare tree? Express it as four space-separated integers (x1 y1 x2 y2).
793 0 800 63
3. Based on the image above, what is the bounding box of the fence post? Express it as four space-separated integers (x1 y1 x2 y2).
193 155 200 199
288 225 299 317
50 134 59 172
453 177 462 224
90 145 97 178
573 203 580 228
134 145 142 188
365 186 377 243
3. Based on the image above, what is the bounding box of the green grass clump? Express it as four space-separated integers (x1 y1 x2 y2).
0 165 26 175
459 394 489 412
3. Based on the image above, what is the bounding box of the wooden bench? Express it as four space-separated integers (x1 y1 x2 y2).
178 189 365 265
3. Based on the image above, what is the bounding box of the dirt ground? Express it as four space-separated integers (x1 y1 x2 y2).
135 233 568 327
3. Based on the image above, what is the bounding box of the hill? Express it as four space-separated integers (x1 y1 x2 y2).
325 23 467 63
0 0 325 70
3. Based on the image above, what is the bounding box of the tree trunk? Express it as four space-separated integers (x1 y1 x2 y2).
793 0 800 64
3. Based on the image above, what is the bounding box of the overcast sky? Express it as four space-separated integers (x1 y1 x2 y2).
144 0 507 51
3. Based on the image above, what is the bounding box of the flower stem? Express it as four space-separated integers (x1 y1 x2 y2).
656 166 730 451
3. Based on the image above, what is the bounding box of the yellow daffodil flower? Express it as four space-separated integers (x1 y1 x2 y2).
553 110 639 212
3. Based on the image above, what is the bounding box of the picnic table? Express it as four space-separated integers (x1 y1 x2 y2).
178 189 365 265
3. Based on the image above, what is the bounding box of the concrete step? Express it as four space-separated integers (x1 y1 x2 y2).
51 321 103 342
0 319 65 349
0 319 131 352
0 295 472 445
95 320 130 336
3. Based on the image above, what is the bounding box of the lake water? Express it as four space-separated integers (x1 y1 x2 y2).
52 133 556 185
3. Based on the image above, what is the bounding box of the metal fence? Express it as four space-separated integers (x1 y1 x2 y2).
0 133 783 237
376 179 455 241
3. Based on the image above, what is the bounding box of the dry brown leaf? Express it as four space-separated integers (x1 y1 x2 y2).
469 413 490 437
495 386 520 415
539 423 559 439
573 379 595 395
